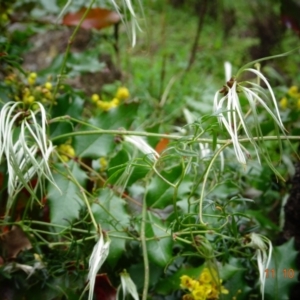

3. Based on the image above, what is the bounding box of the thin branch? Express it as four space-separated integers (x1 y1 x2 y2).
52 0 96 101
186 0 208 72
141 185 150 300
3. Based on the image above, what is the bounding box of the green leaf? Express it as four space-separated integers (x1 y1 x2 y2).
219 258 252 300
67 51 105 76
47 162 86 227
245 210 279 230
92 102 139 129
50 94 84 140
74 133 115 158
219 259 247 281
92 188 130 231
128 262 164 291
74 103 139 159
146 165 183 208
38 54 64 76
106 233 126 269
264 238 299 300
92 188 131 267
25 275 85 300
145 212 172 267
107 148 150 186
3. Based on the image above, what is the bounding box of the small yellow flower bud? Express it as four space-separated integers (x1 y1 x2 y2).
91 94 100 103
27 95 35 103
27 73 37 85
43 90 52 99
1 13 8 22
116 87 130 100
60 155 69 162
111 98 120 106
44 82 52 90
99 157 108 172
23 95 35 105
28 77 36 85
58 144 68 152
279 97 288 109
288 85 298 98
33 253 43 262
57 144 76 162
29 72 37 79
97 100 112 111
66 145 75 157
23 88 30 97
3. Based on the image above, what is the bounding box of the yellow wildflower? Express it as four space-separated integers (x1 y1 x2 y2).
199 268 213 283
96 100 118 111
180 275 199 291
23 88 30 97
57 144 76 162
180 268 228 300
99 157 108 172
97 100 111 111
67 146 75 157
91 94 100 103
1 13 8 22
279 97 288 109
28 78 35 85
44 82 52 90
23 95 35 105
116 87 130 100
28 72 37 85
288 85 298 98
192 284 211 300
43 89 53 100
33 253 43 262
111 97 120 106
221 285 229 295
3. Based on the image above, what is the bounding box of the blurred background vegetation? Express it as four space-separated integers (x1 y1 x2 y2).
1 0 300 299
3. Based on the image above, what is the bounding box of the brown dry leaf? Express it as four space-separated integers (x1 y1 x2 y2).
62 8 121 30
0 226 32 259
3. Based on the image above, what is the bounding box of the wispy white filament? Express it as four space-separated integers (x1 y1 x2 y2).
117 270 139 300
0 102 57 211
224 61 232 82
109 0 142 47
87 233 111 300
213 66 286 165
214 85 247 165
246 233 272 300
124 135 159 161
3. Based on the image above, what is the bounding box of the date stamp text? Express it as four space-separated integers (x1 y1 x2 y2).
264 269 295 279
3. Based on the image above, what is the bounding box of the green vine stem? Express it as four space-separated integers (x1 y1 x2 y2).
50 116 300 144
141 184 150 300
198 143 229 225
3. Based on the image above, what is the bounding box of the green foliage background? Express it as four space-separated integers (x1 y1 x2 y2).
0 0 300 299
